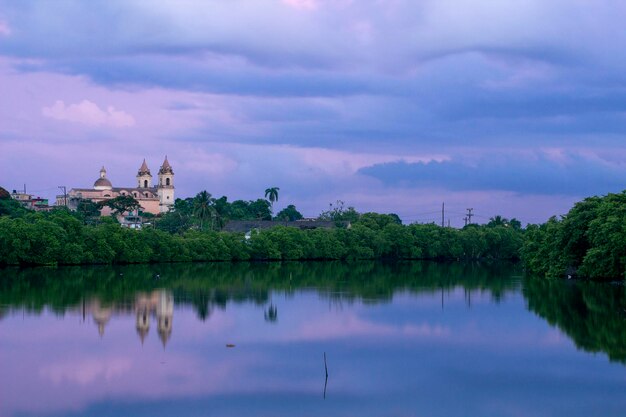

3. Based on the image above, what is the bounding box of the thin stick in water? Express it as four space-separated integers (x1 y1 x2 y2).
323 352 329 399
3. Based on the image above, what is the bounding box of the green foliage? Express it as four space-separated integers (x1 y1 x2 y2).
0 201 525 266
99 195 141 215
159 193 284 232
274 204 303 221
248 199 272 220
193 190 216 230
522 190 626 280
0 198 27 217
224 198 272 221
318 200 360 223
487 215 522 230
155 197 194 234
76 199 101 223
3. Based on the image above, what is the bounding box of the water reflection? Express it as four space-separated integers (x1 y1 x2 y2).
264 303 278 323
1 261 624 362
77 290 174 345
524 278 626 363
1 261 626 417
135 291 173 346
0 260 518 312
0 261 519 346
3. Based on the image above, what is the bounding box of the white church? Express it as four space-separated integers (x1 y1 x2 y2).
58 156 175 215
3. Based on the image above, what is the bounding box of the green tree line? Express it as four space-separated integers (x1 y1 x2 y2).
0 199 523 266
522 190 626 280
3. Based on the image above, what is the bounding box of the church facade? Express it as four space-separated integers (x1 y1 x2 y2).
59 157 175 215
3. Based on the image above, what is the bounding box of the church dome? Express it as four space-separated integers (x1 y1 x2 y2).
94 166 113 190
94 177 113 190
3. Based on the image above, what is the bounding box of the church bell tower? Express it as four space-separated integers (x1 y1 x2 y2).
157 156 175 213
136 159 152 189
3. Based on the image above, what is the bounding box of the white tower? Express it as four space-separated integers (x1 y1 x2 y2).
136 159 152 189
157 156 175 213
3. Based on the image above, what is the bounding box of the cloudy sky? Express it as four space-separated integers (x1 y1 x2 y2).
1 0 625 225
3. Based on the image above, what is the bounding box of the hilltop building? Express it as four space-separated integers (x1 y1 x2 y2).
58 157 175 215
10 188 51 211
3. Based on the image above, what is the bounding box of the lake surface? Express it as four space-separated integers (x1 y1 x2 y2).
1 261 625 417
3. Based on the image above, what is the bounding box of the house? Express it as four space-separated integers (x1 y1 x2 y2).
10 190 51 211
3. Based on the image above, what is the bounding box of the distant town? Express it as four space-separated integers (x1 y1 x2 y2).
8 157 175 228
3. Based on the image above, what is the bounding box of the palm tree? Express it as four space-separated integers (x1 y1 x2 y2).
193 191 215 230
264 187 279 214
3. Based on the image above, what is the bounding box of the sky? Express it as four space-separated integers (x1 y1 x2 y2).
1 0 625 225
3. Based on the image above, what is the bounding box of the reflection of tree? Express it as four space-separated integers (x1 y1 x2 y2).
4 261 625 363
264 303 278 322
523 278 626 363
0 261 521 322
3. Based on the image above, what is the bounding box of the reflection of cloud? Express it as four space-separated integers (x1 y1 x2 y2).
40 357 132 385
42 100 136 128
540 329 567 347
292 313 450 341
403 323 450 337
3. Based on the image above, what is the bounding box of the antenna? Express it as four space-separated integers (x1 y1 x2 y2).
441 202 445 227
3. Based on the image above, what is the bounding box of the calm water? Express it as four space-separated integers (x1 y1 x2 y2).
1 261 625 417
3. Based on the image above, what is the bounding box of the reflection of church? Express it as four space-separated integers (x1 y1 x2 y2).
135 290 174 346
83 290 174 347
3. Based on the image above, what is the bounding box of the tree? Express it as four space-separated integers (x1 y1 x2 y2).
509 218 522 230
193 191 215 230
522 190 626 279
264 187 280 213
275 204 303 221
249 199 272 220
487 215 507 227
0 198 26 217
213 196 230 229
318 200 360 223
76 199 101 224
100 195 141 216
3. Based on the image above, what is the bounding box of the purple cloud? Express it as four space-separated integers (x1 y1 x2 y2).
42 100 135 127
2 1 626 223
359 151 626 196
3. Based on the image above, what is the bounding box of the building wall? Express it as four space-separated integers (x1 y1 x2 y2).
65 188 163 215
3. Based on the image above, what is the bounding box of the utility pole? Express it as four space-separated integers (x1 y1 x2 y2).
58 186 67 207
463 216 468 227
466 208 474 224
441 202 445 227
